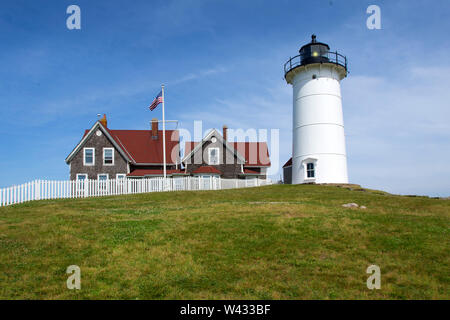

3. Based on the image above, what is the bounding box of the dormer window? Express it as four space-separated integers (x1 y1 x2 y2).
103 148 114 165
208 148 219 165
83 148 95 166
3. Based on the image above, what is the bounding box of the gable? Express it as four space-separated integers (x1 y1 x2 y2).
65 121 131 164
66 121 180 165
182 129 246 164
183 140 243 165
183 130 271 167
183 129 245 165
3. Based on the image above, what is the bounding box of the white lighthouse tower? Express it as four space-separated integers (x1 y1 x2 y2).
284 35 348 184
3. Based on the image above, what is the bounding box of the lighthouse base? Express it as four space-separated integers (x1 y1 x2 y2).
291 154 348 185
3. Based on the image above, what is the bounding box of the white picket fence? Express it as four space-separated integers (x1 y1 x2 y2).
0 177 271 207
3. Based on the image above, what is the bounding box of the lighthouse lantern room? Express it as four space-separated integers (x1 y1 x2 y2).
284 35 349 184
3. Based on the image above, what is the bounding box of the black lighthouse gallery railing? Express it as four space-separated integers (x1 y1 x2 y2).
284 51 348 76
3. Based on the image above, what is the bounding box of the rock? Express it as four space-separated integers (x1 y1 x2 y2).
342 203 359 208
360 205 367 209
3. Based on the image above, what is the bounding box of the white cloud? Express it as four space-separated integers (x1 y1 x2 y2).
169 67 228 85
343 66 450 196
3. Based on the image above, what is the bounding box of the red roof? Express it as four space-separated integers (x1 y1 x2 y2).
243 168 260 174
84 129 179 164
127 169 185 177
184 142 200 155
283 157 292 168
231 142 270 166
184 141 270 166
192 166 222 175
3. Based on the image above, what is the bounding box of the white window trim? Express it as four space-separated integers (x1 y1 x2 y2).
208 147 220 165
116 173 126 180
76 173 88 180
97 173 109 180
83 148 95 166
103 147 114 166
303 160 317 181
306 163 315 179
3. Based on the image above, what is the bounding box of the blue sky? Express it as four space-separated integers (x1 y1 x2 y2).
0 0 449 196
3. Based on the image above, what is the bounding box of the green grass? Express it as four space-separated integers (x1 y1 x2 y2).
0 184 448 299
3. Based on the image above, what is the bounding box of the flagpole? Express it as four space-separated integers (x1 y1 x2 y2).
162 84 167 181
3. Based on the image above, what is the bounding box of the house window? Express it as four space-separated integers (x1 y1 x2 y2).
103 148 114 165
116 174 126 180
208 148 219 165
306 163 315 178
76 174 88 180
98 174 108 191
98 174 109 180
83 148 95 166
76 174 88 194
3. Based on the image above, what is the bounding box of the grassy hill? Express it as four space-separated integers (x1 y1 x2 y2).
0 184 448 299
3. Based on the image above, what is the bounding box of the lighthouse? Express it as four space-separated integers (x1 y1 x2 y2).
284 35 348 184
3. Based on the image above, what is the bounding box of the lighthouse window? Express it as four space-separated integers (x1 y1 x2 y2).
306 163 315 178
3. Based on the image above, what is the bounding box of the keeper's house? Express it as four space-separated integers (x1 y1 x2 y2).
182 126 270 180
65 115 182 181
65 115 271 181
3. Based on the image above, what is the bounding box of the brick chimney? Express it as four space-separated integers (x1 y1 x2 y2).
151 118 158 140
223 125 228 142
99 114 107 128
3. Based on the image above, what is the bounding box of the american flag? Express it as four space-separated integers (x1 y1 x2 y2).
149 90 163 111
